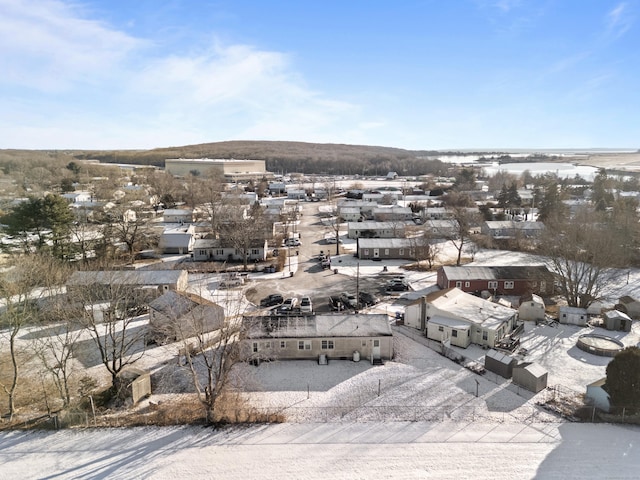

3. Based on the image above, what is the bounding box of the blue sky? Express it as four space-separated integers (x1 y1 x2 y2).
0 0 638 150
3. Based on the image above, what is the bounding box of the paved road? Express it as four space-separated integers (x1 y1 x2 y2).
245 201 385 312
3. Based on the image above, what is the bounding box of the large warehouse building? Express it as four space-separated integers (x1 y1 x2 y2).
164 158 268 181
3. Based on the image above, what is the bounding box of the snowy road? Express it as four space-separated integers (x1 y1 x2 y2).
2 421 639 479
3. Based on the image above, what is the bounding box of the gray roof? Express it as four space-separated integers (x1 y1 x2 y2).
348 221 410 230
358 238 415 249
247 313 392 339
149 290 199 317
440 265 553 282
67 270 185 286
485 349 515 365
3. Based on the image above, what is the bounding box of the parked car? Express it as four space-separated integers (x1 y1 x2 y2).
278 297 299 312
300 296 313 313
339 292 358 309
386 279 409 291
358 291 380 307
329 295 345 311
283 238 301 247
325 236 343 244
260 294 284 307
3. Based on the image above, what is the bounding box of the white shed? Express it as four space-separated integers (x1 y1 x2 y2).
558 306 588 326
518 294 546 322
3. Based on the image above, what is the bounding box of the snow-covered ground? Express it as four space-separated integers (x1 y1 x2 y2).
2 421 640 479
4 244 640 478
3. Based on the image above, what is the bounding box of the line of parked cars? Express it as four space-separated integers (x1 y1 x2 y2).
259 294 313 314
329 291 380 311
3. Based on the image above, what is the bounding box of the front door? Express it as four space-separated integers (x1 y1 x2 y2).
373 249 380 258
372 339 381 359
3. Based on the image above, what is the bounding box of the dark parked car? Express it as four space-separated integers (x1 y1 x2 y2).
358 291 380 307
386 279 410 291
260 294 284 307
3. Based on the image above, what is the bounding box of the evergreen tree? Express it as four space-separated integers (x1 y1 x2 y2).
606 347 640 412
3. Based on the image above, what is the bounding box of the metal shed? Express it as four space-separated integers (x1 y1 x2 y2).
484 349 517 379
512 362 548 393
603 310 632 332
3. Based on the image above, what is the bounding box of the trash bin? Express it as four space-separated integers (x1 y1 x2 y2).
334 268 338 274
290 271 294 277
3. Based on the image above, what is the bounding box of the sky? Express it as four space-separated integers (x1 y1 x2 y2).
1 0 639 151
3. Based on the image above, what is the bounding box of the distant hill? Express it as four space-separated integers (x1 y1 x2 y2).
67 140 451 176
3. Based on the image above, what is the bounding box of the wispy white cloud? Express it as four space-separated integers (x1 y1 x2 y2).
0 0 143 91
0 0 370 149
493 0 522 13
605 2 634 39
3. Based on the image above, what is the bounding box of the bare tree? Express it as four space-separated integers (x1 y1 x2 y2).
70 270 150 391
221 203 268 270
0 255 66 419
407 229 441 270
442 193 480 266
97 205 153 263
179 290 251 424
539 207 625 307
32 315 82 408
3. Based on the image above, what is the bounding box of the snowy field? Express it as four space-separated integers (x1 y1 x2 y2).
2 421 640 479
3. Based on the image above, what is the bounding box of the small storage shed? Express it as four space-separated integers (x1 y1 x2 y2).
616 296 640 320
603 310 632 332
484 349 516 379
518 293 546 322
116 367 151 404
512 362 548 393
585 378 611 413
558 306 588 326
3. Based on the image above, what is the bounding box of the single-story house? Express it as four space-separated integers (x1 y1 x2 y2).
163 208 194 224
268 182 287 194
558 306 588 326
518 293 546 322
337 200 379 217
616 296 640 320
287 189 307 200
158 224 196 254
347 221 409 239
404 288 518 349
357 238 416 260
362 192 400 203
585 378 611 412
372 206 413 222
339 207 363 222
244 313 393 364
422 219 459 238
484 349 517 379
512 362 548 393
192 238 268 262
62 191 93 203
420 207 452 220
66 269 188 300
148 290 224 342
603 310 632 332
437 265 555 296
481 221 545 239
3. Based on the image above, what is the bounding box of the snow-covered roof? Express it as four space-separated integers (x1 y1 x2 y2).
604 310 631 321
358 238 414 249
441 265 552 281
485 349 515 365
67 270 186 287
426 288 516 330
515 362 547 378
247 313 392 339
